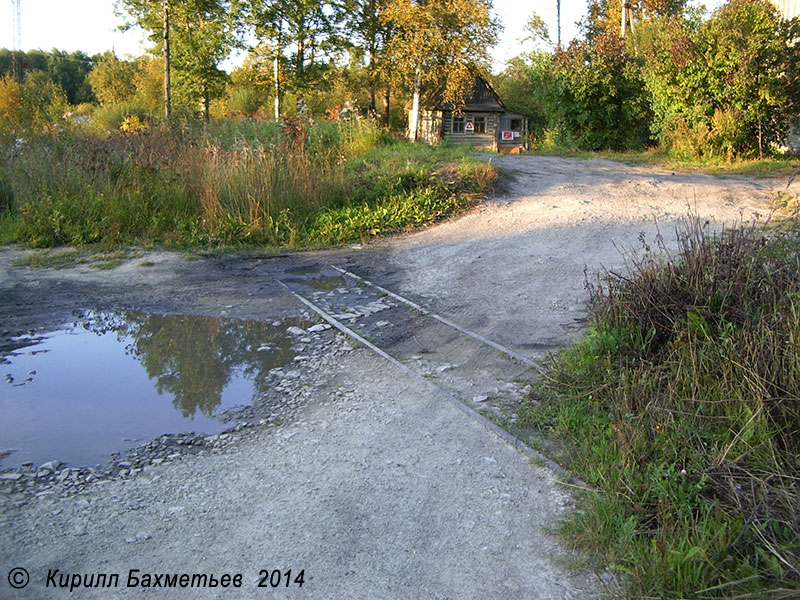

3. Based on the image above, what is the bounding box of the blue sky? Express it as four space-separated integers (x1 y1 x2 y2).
1 0 588 73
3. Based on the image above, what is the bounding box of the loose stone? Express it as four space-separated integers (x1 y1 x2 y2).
38 460 61 473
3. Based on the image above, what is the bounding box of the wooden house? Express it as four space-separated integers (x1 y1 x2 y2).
413 77 529 153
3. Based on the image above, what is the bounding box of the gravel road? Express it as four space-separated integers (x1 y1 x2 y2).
341 156 784 359
1 155 790 599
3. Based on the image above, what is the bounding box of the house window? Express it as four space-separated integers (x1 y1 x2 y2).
473 116 486 133
452 115 465 133
510 118 522 131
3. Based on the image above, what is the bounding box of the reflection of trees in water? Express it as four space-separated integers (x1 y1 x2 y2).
85 311 298 418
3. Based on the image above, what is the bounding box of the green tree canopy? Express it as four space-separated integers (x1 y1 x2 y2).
0 48 97 105
117 0 245 119
380 0 499 140
249 0 348 116
88 53 139 105
343 0 394 116
549 33 653 150
638 0 800 157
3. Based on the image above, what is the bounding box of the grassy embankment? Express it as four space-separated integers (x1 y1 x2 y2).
520 216 800 597
0 119 495 250
529 147 800 179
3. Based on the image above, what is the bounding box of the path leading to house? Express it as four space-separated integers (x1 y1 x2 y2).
339 156 782 359
0 156 791 599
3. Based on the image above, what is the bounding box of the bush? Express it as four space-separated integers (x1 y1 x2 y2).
549 34 653 151
90 103 154 134
228 86 267 117
0 76 24 131
660 115 711 160
0 72 70 134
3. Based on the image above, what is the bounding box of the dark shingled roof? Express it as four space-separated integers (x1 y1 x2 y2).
433 77 506 112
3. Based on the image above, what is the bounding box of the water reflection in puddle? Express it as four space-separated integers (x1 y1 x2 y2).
0 311 307 469
282 275 348 291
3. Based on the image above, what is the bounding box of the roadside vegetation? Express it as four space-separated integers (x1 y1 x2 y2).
520 217 800 597
527 147 800 179
494 0 800 162
0 120 494 249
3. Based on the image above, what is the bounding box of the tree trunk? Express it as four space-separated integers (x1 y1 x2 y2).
557 0 561 49
621 0 627 37
383 87 390 128
369 85 377 119
296 34 305 114
203 84 210 123
163 0 171 119
367 38 377 118
297 34 305 81
273 52 280 121
273 16 283 121
408 68 421 142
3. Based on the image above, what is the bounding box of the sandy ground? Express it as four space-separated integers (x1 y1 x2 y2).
0 155 792 599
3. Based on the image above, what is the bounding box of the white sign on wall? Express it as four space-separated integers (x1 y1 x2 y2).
465 121 474 132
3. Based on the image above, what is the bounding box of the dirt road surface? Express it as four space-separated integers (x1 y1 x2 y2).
0 156 788 599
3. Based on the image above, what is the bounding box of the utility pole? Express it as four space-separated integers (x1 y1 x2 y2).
11 0 22 82
557 0 561 49
163 0 171 119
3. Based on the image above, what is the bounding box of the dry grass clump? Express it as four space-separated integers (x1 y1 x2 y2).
526 217 800 597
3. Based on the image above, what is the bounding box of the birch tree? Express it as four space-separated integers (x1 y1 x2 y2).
249 0 288 119
344 0 394 119
381 0 499 141
117 0 244 119
250 0 346 116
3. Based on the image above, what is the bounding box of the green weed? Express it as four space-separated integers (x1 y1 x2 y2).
13 248 88 269
12 248 132 270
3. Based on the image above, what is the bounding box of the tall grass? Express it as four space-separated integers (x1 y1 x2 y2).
0 119 495 248
522 218 800 597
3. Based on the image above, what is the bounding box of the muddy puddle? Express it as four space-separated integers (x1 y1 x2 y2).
0 311 307 469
